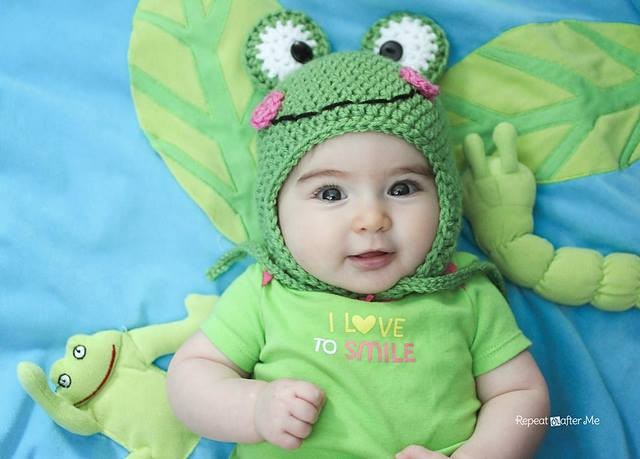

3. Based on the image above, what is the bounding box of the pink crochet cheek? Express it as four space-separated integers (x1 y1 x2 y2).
251 91 285 130
399 66 439 101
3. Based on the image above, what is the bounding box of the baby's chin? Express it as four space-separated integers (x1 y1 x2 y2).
321 270 408 296
296 257 417 296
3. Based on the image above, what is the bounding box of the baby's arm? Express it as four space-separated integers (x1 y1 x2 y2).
167 331 325 450
396 350 549 459
452 350 549 459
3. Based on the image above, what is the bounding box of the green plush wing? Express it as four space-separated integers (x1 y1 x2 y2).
441 20 640 184
128 0 281 244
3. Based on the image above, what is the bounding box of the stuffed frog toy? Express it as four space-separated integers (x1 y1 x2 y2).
461 123 640 310
17 294 216 459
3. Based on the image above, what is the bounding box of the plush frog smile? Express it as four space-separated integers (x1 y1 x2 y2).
51 331 120 406
17 296 215 458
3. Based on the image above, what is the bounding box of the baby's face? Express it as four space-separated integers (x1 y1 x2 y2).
278 132 439 294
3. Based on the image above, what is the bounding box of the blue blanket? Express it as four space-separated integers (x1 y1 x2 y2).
2 1 639 458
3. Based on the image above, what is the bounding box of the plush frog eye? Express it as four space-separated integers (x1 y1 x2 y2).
362 13 449 82
245 10 330 90
73 345 86 360
58 373 72 388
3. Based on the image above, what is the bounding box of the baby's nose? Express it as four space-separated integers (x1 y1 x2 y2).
352 206 391 233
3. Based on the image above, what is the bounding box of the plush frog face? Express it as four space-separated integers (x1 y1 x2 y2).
50 330 122 406
242 11 464 297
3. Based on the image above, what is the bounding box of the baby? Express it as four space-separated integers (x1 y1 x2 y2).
167 11 549 459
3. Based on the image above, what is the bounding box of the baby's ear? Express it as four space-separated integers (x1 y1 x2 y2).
245 10 331 91
361 12 449 82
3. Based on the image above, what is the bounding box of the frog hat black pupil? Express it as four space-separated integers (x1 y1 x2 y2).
379 40 403 61
290 41 314 64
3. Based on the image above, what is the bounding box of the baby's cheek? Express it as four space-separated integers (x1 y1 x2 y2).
401 208 438 263
293 219 344 271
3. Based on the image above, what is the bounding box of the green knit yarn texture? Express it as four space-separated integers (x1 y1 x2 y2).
361 12 449 83
245 10 331 91
243 52 499 299
275 52 410 118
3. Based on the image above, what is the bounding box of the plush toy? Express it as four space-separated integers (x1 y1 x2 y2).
461 122 640 311
17 294 216 459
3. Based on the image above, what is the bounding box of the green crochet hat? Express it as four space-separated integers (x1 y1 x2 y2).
210 11 502 299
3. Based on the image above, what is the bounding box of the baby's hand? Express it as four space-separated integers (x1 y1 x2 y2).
254 378 325 450
396 445 449 459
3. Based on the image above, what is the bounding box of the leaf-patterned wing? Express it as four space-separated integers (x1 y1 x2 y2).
441 21 640 184
129 0 281 244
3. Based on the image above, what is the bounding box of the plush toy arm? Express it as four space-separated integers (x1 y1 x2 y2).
129 294 216 363
17 362 101 435
461 123 543 282
462 122 640 311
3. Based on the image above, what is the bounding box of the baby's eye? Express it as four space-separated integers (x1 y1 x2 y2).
315 186 345 201
388 181 419 196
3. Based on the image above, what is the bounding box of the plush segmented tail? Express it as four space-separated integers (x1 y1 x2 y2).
466 185 640 311
485 234 640 311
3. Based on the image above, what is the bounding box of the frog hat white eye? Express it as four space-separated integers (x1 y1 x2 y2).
245 10 330 90
362 13 449 82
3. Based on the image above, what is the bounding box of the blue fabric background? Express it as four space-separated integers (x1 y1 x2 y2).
1 1 639 458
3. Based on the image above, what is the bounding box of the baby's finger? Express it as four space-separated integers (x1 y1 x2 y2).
492 122 518 173
290 397 321 424
285 415 313 440
276 431 303 451
395 444 445 459
396 444 431 459
293 382 325 410
463 133 489 179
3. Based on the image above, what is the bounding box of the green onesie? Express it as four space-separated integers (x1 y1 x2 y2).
202 252 531 458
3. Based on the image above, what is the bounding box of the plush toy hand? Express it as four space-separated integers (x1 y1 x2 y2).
17 362 100 435
461 122 537 255
396 444 449 459
18 361 54 403
461 123 640 309
254 379 325 450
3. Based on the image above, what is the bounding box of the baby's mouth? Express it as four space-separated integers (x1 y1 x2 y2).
348 251 395 270
352 250 389 258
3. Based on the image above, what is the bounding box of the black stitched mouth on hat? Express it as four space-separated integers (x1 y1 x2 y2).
271 89 417 126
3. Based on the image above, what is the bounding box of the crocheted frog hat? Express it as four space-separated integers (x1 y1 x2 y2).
211 11 502 300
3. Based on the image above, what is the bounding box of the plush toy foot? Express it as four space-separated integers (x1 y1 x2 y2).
184 294 217 325
128 294 218 363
